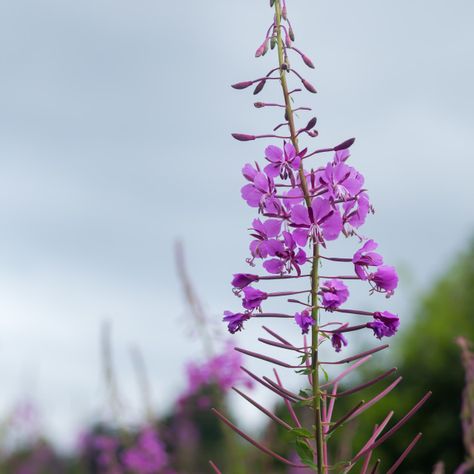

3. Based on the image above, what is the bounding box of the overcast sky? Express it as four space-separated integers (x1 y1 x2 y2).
0 0 473 447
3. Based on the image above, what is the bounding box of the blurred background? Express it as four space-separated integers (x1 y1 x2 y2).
0 0 473 472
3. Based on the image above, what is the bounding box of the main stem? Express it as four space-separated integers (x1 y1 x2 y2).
273 2 324 472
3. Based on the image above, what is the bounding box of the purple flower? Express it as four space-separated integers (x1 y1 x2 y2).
223 311 250 333
320 279 349 310
331 332 348 352
242 163 259 182
262 231 307 275
333 148 350 164
122 427 168 474
232 273 259 289
242 286 268 310
369 265 398 296
352 240 383 280
342 192 371 233
249 218 282 259
282 187 304 210
290 197 342 246
183 343 253 397
241 171 280 213
294 310 314 334
319 162 364 201
264 142 301 179
367 311 400 339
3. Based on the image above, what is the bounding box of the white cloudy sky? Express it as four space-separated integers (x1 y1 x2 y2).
0 0 473 447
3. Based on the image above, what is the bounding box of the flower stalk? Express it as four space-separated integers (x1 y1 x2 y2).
219 0 429 471
274 0 324 468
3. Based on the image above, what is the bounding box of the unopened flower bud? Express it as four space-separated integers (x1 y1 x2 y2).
289 26 295 42
270 36 277 50
270 0 275 6
232 133 256 142
302 79 317 93
253 80 266 95
231 81 253 90
307 130 319 137
285 31 292 47
334 137 356 151
302 54 315 69
254 102 265 108
282 5 288 20
255 39 268 58
305 117 317 131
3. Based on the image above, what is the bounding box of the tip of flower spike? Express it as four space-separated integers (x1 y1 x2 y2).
232 133 256 142
302 79 317 94
334 137 356 151
231 81 253 90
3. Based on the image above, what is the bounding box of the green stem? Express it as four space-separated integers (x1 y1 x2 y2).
273 1 324 472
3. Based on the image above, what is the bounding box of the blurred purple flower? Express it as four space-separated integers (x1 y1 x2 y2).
122 427 168 474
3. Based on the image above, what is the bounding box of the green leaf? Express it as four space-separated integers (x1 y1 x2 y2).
290 427 314 439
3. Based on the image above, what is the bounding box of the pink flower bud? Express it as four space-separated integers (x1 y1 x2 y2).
302 54 315 69
253 80 266 95
334 138 356 151
231 81 254 90
282 5 288 20
289 26 295 42
232 133 256 142
302 79 317 93
254 102 265 108
255 39 268 58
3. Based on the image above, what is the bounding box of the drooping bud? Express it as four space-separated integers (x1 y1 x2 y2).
270 36 277 50
334 137 356 151
270 0 275 6
285 30 292 47
254 102 265 108
302 54 315 69
231 81 253 90
302 79 317 93
255 39 269 58
232 133 256 142
253 80 266 95
255 38 268 58
304 117 317 131
289 26 295 42
282 5 288 20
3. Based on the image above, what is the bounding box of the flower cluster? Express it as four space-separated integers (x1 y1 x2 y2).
212 1 430 472
181 343 253 400
123 427 174 474
224 139 400 351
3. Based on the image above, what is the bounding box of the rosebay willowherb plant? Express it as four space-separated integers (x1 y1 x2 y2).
212 1 432 473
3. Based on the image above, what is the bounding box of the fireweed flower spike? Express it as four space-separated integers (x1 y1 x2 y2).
215 1 430 472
